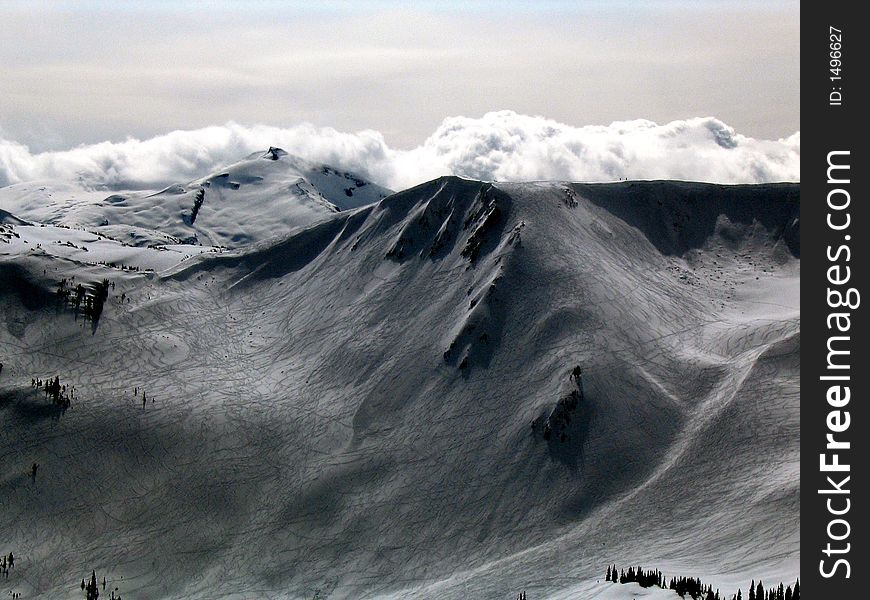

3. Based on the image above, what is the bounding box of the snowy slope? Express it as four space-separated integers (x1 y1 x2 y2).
0 221 221 274
0 178 799 600
0 149 392 248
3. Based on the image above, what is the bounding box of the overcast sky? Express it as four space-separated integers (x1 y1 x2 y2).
1 0 799 154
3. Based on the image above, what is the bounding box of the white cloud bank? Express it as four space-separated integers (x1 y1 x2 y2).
0 111 799 192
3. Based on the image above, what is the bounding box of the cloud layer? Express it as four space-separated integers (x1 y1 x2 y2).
0 112 799 192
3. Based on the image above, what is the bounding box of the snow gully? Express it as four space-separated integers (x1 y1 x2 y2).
818 150 857 580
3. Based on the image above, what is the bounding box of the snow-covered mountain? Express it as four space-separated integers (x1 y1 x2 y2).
0 148 392 248
0 176 799 599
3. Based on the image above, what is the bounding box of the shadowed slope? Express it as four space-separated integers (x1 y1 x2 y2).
0 179 798 599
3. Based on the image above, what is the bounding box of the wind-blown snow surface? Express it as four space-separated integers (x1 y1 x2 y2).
0 179 799 599
0 148 391 248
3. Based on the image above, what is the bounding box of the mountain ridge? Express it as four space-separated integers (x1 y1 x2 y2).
0 148 392 249
0 176 798 599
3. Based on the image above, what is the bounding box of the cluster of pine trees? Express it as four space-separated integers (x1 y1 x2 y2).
741 579 800 600
606 565 663 588
604 565 799 600
2 552 14 579
55 277 112 323
96 260 143 272
81 570 123 600
82 571 100 600
32 375 76 409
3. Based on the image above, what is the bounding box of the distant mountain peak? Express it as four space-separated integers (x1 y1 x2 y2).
0 151 394 249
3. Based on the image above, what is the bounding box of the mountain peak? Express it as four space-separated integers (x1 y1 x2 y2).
0 150 394 249
263 146 288 161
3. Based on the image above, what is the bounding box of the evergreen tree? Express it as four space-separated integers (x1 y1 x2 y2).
86 570 100 600
606 565 611 581
792 579 799 600
748 580 755 600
